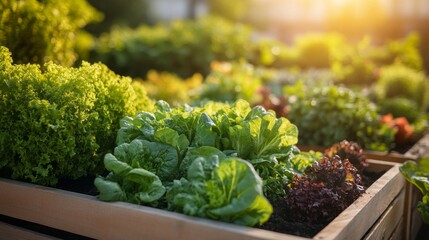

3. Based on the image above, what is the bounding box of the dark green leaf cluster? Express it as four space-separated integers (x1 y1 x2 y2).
284 83 395 151
90 16 252 78
280 155 365 224
0 0 101 66
0 46 152 186
400 158 429 224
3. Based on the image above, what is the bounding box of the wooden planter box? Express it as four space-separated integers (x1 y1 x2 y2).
0 159 406 240
299 132 429 240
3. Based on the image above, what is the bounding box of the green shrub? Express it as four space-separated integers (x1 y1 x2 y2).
91 16 252 78
284 83 395 151
197 61 262 104
294 33 345 69
330 39 377 86
0 0 101 66
375 64 429 111
379 97 420 123
0 47 152 186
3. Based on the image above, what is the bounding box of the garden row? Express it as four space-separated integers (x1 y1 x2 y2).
0 44 428 239
0 0 428 239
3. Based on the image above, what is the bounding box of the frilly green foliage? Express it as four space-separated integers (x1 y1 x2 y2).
284 83 395 151
0 46 152 186
0 0 101 66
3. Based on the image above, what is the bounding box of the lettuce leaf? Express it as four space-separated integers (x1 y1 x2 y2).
400 158 429 224
113 139 178 182
94 154 166 205
167 156 272 227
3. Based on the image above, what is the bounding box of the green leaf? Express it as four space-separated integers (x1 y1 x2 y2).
103 153 132 176
180 146 226 178
191 113 218 147
94 177 126 202
166 178 207 217
418 195 429 224
206 158 273 226
154 127 190 153
112 139 179 182
400 158 429 224
123 168 166 204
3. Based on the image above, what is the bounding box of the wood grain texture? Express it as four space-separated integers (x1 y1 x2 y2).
363 190 405 240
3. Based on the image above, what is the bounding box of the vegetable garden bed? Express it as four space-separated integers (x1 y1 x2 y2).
299 131 429 240
0 159 405 240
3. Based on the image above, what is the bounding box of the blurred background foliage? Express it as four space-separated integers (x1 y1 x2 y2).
1 0 428 152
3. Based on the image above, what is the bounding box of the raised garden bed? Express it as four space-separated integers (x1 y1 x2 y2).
0 159 405 240
298 132 429 240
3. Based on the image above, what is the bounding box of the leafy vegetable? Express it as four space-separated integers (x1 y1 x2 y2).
324 140 368 172
0 46 152 186
167 156 272 226
94 153 166 205
400 158 429 224
0 0 101 66
113 139 178 182
114 99 299 198
91 16 252 78
95 99 311 226
284 83 395 151
280 155 365 224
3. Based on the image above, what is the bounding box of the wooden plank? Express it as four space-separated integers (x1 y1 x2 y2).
404 132 429 160
0 160 403 240
0 221 59 240
410 206 424 240
409 185 424 240
313 161 405 240
389 218 404 240
363 189 405 240
0 178 304 240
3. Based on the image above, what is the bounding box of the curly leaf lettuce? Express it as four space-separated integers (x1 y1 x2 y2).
400 158 429 224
